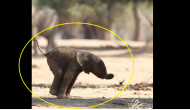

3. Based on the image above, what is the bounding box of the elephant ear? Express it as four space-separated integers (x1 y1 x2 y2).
76 51 92 74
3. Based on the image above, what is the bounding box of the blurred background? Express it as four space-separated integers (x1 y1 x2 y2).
32 0 153 90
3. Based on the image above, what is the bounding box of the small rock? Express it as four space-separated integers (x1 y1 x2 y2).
45 104 50 107
134 92 141 95
102 96 105 99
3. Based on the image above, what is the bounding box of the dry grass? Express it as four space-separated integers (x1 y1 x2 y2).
128 98 153 109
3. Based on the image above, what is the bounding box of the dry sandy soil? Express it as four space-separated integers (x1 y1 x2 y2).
31 38 153 109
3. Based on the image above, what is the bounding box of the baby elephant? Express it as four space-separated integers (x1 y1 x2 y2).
33 38 114 99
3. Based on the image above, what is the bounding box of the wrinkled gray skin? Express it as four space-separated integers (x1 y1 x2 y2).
32 6 59 56
33 38 114 99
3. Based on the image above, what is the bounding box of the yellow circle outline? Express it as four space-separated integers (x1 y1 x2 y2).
18 22 134 109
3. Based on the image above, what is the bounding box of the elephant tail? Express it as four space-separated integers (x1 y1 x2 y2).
32 37 47 57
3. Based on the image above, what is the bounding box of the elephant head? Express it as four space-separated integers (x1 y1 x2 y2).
76 50 114 79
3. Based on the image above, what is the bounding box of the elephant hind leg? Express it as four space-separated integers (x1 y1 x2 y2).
57 60 82 99
47 58 65 96
50 75 63 95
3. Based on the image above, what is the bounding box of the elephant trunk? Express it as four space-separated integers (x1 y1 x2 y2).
104 74 114 79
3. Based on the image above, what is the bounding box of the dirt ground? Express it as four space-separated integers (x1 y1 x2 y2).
31 38 153 109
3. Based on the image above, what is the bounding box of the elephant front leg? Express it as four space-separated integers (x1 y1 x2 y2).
65 73 80 98
57 69 76 99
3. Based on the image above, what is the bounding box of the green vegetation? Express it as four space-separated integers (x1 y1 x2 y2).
32 0 153 40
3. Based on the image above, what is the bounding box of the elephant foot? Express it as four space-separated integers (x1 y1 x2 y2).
57 93 69 99
49 89 58 96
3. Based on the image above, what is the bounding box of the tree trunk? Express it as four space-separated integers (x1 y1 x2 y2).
133 3 140 41
59 14 74 39
104 0 116 40
83 17 98 39
104 22 115 40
